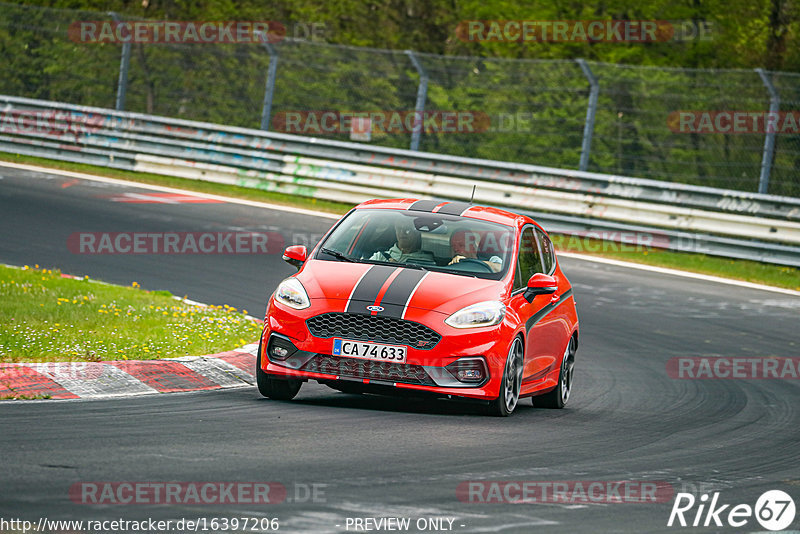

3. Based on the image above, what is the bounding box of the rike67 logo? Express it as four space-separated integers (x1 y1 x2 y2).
668 490 796 531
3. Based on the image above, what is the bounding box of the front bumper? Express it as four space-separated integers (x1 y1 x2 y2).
262 299 515 400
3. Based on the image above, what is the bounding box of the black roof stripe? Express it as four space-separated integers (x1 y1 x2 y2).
407 199 442 212
435 201 473 216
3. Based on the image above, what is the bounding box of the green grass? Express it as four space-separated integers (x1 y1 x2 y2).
0 264 262 363
2 151 799 291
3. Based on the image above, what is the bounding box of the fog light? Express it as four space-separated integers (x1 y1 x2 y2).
446 357 489 384
457 368 484 381
267 334 298 361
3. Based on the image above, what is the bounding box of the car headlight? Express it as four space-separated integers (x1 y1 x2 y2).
444 301 505 329
275 277 310 310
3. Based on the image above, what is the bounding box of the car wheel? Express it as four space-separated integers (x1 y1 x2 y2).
488 337 524 417
535 336 575 409
256 336 302 400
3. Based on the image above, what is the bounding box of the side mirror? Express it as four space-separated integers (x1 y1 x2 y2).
282 245 307 270
523 273 557 303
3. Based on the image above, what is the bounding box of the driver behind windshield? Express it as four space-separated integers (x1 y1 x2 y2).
448 230 503 273
370 217 435 264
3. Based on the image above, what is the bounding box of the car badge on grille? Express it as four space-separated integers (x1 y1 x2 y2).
416 340 431 347
366 305 384 312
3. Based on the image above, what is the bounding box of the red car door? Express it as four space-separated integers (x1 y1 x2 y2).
511 226 564 387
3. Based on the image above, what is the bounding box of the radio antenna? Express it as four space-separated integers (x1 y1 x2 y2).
470 185 476 203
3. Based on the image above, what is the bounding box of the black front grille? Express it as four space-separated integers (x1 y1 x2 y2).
301 355 435 386
306 313 441 349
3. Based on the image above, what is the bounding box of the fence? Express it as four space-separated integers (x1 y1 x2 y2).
0 2 798 198
2 94 800 267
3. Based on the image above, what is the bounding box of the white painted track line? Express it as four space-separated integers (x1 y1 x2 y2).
2 160 797 296
559 252 800 296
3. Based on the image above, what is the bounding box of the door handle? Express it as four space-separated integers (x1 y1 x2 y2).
550 276 561 303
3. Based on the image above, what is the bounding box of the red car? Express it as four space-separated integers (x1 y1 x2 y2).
257 199 579 416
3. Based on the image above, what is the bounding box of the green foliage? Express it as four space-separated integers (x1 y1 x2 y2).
1 1 799 196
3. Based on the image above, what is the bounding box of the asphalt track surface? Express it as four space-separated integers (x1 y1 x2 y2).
1 165 799 533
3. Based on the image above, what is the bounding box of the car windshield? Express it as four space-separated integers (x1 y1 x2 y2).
317 208 515 279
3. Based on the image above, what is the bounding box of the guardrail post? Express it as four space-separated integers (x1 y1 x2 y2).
576 59 599 172
110 12 131 111
405 50 428 151
259 37 279 131
755 68 779 195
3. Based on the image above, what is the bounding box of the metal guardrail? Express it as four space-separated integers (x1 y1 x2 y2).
2 94 800 267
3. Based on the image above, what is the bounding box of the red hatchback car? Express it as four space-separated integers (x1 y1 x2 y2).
257 199 579 416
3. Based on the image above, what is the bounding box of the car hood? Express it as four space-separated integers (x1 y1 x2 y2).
297 260 506 316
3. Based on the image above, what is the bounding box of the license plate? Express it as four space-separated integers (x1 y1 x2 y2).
332 339 407 363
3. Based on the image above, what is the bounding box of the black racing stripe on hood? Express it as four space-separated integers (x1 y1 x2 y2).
377 269 428 318
345 265 398 313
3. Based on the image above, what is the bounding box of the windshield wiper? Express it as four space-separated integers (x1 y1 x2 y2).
403 262 431 272
360 258 478 277
319 247 356 262
361 258 431 270
359 258 431 271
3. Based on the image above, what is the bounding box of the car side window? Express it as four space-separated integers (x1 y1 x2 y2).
535 228 555 274
513 227 544 291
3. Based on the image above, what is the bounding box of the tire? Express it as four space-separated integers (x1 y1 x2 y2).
534 336 576 409
256 336 302 400
487 337 524 417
